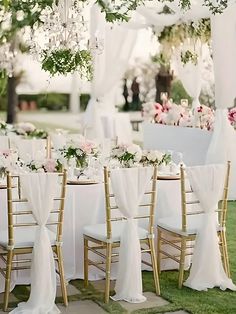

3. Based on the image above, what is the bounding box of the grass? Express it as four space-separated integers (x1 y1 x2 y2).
5 204 236 314
140 201 236 314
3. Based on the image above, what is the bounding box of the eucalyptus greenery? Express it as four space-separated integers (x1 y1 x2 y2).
41 48 92 78
181 50 198 65
156 18 211 66
0 0 232 78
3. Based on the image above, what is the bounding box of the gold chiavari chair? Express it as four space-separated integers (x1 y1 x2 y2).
157 162 231 288
0 170 68 311
83 166 160 303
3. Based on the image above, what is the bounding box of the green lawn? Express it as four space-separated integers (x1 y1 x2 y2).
141 201 236 314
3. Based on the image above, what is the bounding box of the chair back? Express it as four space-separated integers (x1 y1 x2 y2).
103 166 158 240
180 162 231 232
15 138 49 161
0 136 10 150
6 170 67 248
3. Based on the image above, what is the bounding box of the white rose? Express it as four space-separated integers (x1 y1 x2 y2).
37 168 45 173
147 151 158 162
134 151 142 162
127 144 141 155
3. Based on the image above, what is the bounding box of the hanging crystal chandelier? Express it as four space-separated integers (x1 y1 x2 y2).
26 0 104 77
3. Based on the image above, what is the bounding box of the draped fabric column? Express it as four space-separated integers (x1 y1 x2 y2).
184 165 236 291
110 167 153 303
11 173 59 314
206 4 236 199
176 41 202 109
83 4 138 140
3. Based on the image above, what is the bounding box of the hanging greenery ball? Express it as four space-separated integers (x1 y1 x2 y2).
41 48 93 78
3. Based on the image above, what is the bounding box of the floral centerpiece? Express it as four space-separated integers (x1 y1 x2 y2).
59 139 99 170
0 121 14 135
142 101 215 131
26 158 61 173
0 149 18 178
194 105 215 130
110 144 171 168
228 108 236 129
14 122 48 139
110 144 142 168
140 150 171 166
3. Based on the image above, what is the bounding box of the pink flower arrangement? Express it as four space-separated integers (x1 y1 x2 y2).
44 159 57 172
228 108 236 127
142 101 215 131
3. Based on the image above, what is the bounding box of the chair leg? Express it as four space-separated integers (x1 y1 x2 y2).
3 250 14 312
157 228 161 274
149 237 161 295
84 238 89 288
221 231 231 277
105 243 112 304
178 238 186 289
56 246 68 307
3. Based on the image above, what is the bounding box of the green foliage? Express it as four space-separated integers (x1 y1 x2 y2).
181 50 198 65
96 0 145 23
80 93 90 112
170 79 192 104
41 49 93 78
19 93 69 111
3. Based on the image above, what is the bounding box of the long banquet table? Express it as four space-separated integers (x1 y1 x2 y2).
0 178 182 291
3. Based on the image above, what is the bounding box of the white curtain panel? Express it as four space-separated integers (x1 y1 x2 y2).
110 167 153 303
184 164 236 291
10 173 60 314
206 5 236 199
83 4 138 140
176 41 202 109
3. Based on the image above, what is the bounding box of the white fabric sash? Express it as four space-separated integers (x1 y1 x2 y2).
10 173 60 314
184 164 236 291
110 167 153 303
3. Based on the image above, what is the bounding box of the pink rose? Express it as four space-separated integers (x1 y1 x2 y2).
44 159 56 172
163 101 172 112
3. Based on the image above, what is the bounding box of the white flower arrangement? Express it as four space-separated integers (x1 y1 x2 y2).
111 144 171 168
141 150 171 166
0 120 14 135
26 158 61 173
110 144 142 167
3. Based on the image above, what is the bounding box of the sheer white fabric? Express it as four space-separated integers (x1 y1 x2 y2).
184 164 236 291
83 4 137 140
206 110 236 199
206 5 236 199
211 4 236 108
110 167 153 303
175 42 202 109
0 136 9 150
16 139 47 162
10 173 60 314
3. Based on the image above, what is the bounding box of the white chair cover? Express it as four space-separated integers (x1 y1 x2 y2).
16 139 47 162
184 164 236 291
10 173 60 314
0 136 9 150
50 134 66 151
110 167 153 303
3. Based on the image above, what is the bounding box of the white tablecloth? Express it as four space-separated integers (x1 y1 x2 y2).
143 122 212 166
0 179 181 291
